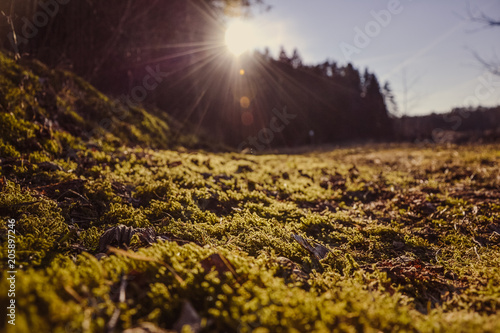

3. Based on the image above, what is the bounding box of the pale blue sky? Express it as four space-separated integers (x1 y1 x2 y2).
242 0 500 115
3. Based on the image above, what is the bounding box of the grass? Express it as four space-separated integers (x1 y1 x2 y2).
1 51 500 332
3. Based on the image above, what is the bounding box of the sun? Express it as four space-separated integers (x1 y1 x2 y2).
225 20 258 56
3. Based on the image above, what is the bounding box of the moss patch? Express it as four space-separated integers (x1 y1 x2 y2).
1 52 499 332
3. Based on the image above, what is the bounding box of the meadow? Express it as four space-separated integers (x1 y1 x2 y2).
1 51 499 332
1 143 500 332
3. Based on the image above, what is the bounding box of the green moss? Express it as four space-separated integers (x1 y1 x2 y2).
2 51 500 332
0 181 68 266
100 203 149 228
2 144 500 332
0 112 39 150
0 50 209 155
0 138 20 158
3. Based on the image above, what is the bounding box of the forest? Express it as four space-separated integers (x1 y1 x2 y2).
0 0 397 148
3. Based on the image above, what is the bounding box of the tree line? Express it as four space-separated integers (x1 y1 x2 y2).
394 106 500 144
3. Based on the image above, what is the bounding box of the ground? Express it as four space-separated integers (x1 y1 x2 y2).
1 144 500 332
0 51 499 332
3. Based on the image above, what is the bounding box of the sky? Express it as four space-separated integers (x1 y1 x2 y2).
233 0 500 116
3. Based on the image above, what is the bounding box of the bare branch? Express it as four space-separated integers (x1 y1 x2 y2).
1 1 20 60
472 51 500 76
464 2 500 76
466 1 500 28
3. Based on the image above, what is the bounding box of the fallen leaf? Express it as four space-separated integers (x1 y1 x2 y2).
292 234 330 260
200 253 238 278
98 225 157 252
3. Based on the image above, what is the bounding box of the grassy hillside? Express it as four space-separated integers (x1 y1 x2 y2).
0 51 211 158
1 53 500 332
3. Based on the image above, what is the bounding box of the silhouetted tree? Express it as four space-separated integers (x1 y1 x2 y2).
290 48 302 69
363 72 392 139
278 46 292 66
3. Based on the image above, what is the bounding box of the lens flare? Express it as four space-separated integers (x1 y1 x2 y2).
240 96 251 109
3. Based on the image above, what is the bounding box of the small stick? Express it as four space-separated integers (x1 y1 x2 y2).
107 275 128 333
473 246 481 261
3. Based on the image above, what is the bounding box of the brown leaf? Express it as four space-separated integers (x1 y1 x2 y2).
168 161 183 168
292 234 330 260
200 253 235 276
393 241 405 250
38 161 64 171
98 225 157 252
98 225 135 252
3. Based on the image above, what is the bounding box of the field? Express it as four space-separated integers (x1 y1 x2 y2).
1 143 500 332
